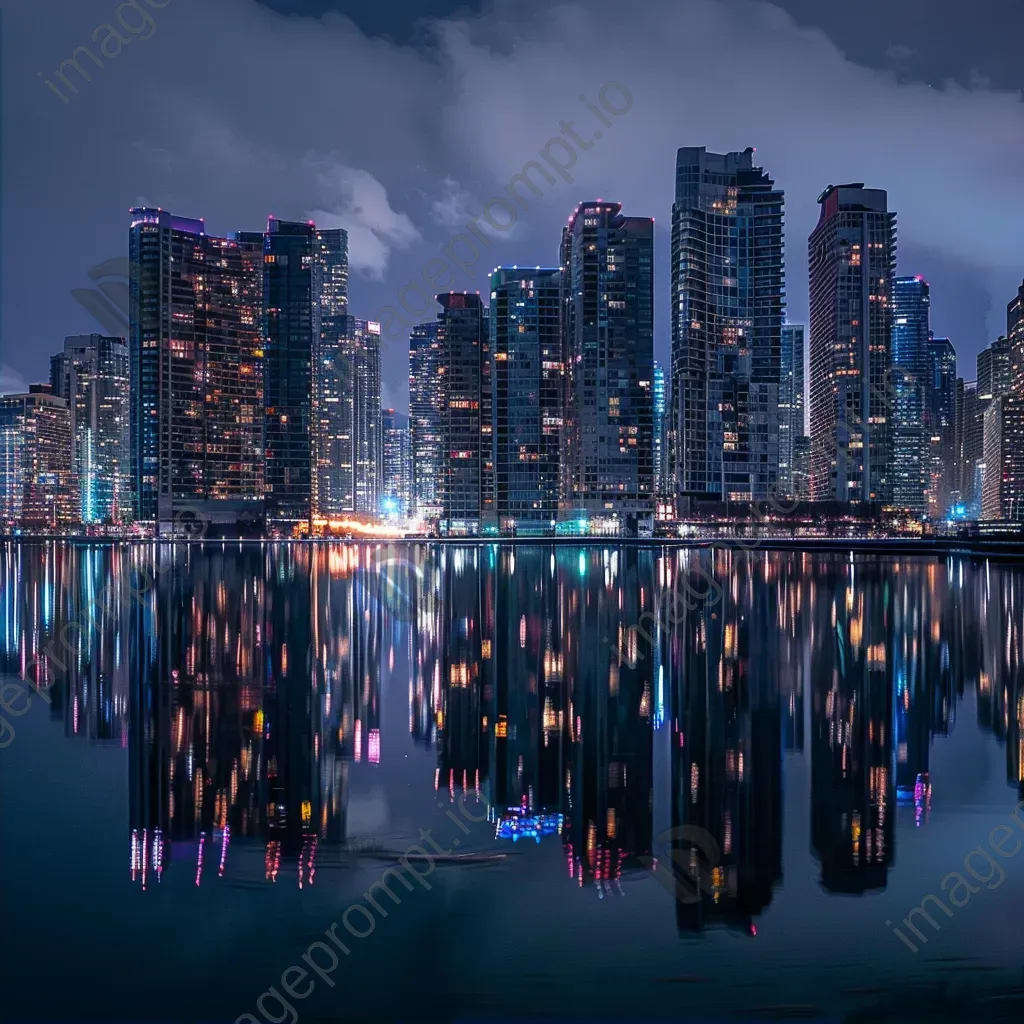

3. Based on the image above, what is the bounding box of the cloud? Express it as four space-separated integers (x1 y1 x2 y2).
306 161 420 279
886 43 917 63
0 365 30 396
428 176 506 237
4 0 1024 400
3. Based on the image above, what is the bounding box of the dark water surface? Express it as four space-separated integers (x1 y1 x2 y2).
3 542 1024 1023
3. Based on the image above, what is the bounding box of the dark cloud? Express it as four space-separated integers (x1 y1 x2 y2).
4 0 1023 410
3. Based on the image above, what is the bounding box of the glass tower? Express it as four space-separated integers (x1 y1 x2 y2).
50 334 130 524
1008 279 1024 396
261 218 317 530
560 201 654 532
671 148 785 507
808 184 896 505
436 293 493 535
129 209 264 531
926 336 957 519
409 322 444 523
779 325 806 500
978 335 1014 401
891 276 930 515
381 408 412 517
490 267 562 535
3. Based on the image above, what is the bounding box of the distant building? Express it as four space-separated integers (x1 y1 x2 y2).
436 293 494 535
409 322 444 522
561 201 654 531
958 381 987 518
490 267 562 534
982 395 1024 521
1007 279 1024 395
0 386 77 530
808 184 896 504
977 335 1014 401
891 277 930 515
926 336 957 519
671 148 785 507
779 325 806 500
381 409 412 517
792 435 811 500
50 334 130 524
129 209 264 532
653 361 668 501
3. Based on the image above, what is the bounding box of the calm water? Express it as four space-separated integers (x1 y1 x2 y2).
2 542 1024 1023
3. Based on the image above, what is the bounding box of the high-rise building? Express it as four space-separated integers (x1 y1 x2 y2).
261 218 318 530
490 267 562 534
129 209 264 531
0 386 77 530
926 336 957 519
561 201 654 531
808 184 896 504
977 335 1014 401
1007 279 1024 395
890 277 930 514
959 381 987 518
671 148 785 507
982 395 1024 520
409 322 444 523
311 228 352 519
779 325 806 499
349 317 382 517
435 294 493 534
313 314 381 518
653 361 669 502
50 334 130 524
381 409 412 517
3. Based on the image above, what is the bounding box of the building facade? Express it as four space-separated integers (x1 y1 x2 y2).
129 209 264 532
779 324 805 500
926 336 957 519
561 202 654 531
808 184 896 504
381 408 412 517
981 395 1024 520
671 148 784 507
260 218 318 530
977 335 1014 401
50 334 130 524
0 386 77 530
436 293 493 535
1009 279 1024 395
490 267 562 534
890 276 930 514
409 321 444 523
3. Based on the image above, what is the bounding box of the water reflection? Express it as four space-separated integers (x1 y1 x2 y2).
2 541 1023 937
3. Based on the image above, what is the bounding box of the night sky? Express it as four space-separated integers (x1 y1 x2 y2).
3 0 1024 410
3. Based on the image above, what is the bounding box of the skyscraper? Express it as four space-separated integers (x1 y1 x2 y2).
311 227 352 519
381 408 412 517
490 267 562 534
959 380 987 518
129 209 264 531
0 386 76 530
926 336 957 519
982 395 1024 521
977 335 1014 401
409 321 444 523
50 334 130 524
779 325 806 500
261 218 317 530
808 184 896 504
1008 280 1024 395
890 277 930 514
561 201 654 532
436 293 493 535
671 148 784 506
313 315 381 519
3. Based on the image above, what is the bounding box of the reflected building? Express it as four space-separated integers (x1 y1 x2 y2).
810 558 894 893
667 549 783 932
